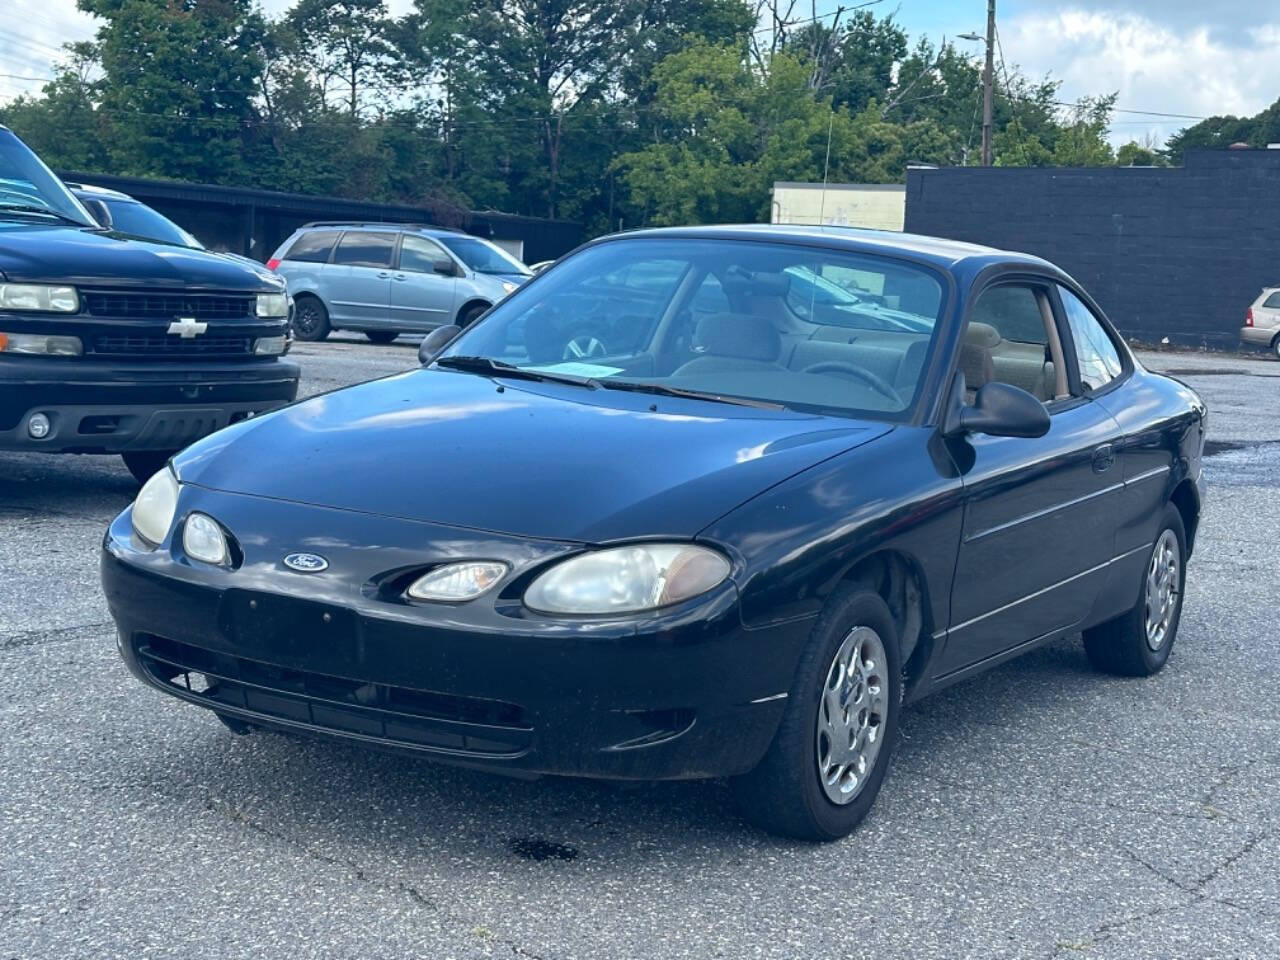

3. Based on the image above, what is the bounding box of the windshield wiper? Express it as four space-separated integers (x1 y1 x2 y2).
598 380 786 410
434 354 601 389
0 203 90 226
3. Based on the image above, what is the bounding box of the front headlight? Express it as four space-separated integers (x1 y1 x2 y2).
0 284 79 312
255 292 289 318
0 332 82 355
524 544 731 615
132 466 179 545
253 335 288 355
407 561 508 602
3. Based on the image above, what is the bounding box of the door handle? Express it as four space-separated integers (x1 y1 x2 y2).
393 274 408 281
1092 444 1115 473
376 271 391 278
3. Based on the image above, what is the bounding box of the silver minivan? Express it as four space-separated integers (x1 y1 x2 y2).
1242 286 1280 358
268 223 532 343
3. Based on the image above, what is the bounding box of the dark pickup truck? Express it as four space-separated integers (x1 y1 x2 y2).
0 126 299 482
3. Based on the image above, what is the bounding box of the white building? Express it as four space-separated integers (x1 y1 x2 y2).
770 181 906 231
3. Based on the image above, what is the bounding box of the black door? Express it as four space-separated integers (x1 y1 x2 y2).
938 281 1123 676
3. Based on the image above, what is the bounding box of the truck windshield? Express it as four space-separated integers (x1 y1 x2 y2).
0 129 95 226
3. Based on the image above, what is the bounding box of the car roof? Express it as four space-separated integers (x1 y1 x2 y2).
67 183 138 202
604 224 1057 274
297 221 465 239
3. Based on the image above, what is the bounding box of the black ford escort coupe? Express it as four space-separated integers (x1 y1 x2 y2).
102 226 1206 840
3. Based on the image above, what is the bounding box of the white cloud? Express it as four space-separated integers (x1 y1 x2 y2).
999 9 1280 146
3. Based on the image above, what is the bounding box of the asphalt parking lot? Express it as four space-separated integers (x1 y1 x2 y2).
3 338 1278 960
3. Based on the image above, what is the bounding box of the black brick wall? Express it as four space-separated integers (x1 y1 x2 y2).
904 150 1280 348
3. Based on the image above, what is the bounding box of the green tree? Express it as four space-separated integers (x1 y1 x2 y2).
0 47 107 171
286 0 396 118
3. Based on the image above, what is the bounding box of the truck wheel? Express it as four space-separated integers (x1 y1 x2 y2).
121 451 175 484
365 330 399 344
734 588 902 840
292 296 331 341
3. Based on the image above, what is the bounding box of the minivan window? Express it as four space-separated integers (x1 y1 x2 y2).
439 236 529 276
285 230 340 263
334 231 397 269
400 235 451 273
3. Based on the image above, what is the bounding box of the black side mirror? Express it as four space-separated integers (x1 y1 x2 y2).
951 381 1051 438
419 324 462 366
433 259 458 276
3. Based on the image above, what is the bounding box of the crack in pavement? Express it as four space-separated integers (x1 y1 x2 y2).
1 620 114 651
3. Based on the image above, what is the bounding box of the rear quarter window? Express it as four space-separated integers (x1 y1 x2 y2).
285 230 340 263
1263 291 1280 309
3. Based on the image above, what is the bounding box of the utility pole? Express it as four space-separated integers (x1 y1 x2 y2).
981 0 995 166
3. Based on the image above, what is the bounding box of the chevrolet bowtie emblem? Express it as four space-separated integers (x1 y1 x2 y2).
167 316 208 338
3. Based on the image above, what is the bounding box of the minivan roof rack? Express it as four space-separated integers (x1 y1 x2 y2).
299 220 466 233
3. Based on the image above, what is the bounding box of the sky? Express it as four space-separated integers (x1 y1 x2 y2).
2 0 1278 149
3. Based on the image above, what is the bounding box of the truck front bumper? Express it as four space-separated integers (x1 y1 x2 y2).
0 355 300 453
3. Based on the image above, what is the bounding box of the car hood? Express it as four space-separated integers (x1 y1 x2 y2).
175 369 892 542
0 222 276 290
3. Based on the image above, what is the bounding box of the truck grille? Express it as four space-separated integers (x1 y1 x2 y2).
91 334 253 357
82 290 254 320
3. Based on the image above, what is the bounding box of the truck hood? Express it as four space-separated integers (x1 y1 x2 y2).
174 368 892 543
0 222 276 290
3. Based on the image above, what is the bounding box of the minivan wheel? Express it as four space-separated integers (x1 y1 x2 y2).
458 303 488 328
365 330 399 344
734 588 902 841
292 296 331 341
121 450 175 484
1083 502 1186 677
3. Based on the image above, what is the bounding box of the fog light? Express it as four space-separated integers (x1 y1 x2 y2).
183 512 230 565
27 412 51 439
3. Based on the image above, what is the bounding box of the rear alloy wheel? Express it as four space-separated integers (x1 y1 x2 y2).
365 330 400 344
1083 503 1186 676
292 296 331 341
1272 334 1280 361
121 450 176 485
735 588 902 841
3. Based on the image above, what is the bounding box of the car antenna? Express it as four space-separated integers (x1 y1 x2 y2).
810 108 836 320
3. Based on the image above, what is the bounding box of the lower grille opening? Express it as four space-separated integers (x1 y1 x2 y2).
136 634 532 757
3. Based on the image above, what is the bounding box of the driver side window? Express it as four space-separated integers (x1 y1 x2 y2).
962 285 1059 403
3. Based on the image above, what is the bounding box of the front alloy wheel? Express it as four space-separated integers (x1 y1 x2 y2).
735 588 902 841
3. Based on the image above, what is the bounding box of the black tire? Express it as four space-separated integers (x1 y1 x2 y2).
364 330 400 344
292 295 331 341
734 588 903 841
1271 333 1280 361
1083 502 1187 677
121 450 176 485
458 303 489 328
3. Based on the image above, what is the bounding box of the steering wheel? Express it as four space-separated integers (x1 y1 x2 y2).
803 361 901 405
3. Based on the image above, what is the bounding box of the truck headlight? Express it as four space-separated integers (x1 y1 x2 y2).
255 293 289 318
0 284 79 312
0 332 82 355
524 544 730 615
253 335 288 355
132 466 179 545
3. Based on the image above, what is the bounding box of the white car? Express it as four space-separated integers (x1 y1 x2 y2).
1242 286 1280 358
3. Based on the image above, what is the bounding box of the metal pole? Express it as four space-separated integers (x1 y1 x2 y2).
982 0 995 166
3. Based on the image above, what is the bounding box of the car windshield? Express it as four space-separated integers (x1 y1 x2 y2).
442 237 947 421
100 197 201 248
440 236 530 275
0 129 95 226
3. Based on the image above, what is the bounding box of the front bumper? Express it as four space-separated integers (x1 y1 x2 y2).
1239 325 1277 348
0 354 299 453
100 492 806 780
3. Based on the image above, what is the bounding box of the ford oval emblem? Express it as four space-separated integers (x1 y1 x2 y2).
283 552 329 573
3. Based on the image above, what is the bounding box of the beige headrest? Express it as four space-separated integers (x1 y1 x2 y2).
964 321 1002 349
